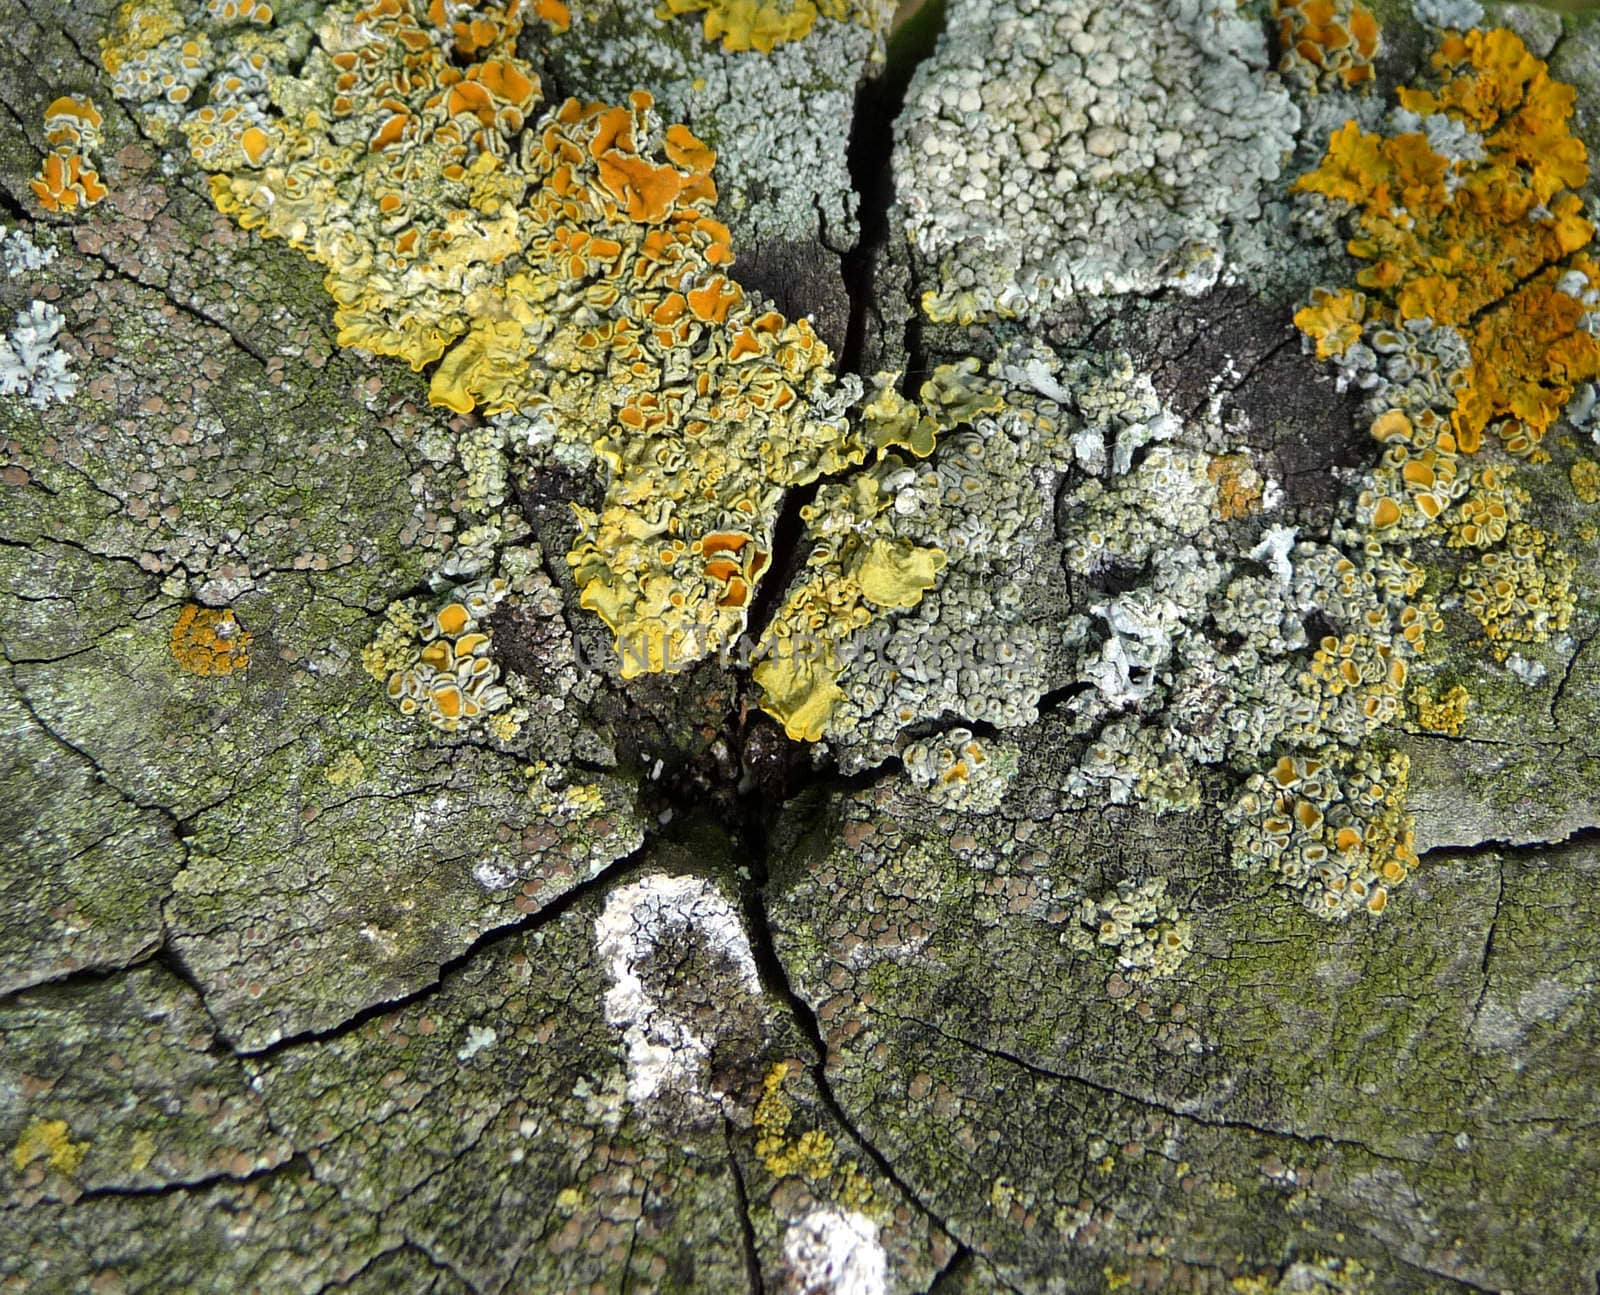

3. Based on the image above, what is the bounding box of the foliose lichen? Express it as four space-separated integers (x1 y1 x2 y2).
103 0 869 686
0 303 78 410
895 0 1299 321
29 96 109 214
169 603 252 675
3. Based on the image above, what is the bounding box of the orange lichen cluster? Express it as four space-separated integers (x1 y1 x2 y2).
110 0 868 682
30 96 108 214
100 0 212 124
1295 28 1600 458
1357 407 1464 536
1458 522 1576 660
1274 0 1380 91
1230 750 1417 917
362 578 518 734
169 603 251 675
1207 453 1265 520
1293 286 1366 361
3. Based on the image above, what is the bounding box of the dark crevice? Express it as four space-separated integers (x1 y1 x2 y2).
732 872 969 1258
1469 856 1507 1032
233 836 656 1059
723 1119 767 1295
70 1149 312 1204
0 943 165 1008
839 0 946 377
1418 823 1600 863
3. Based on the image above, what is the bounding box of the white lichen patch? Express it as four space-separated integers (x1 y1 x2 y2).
1 226 57 276
781 1207 887 1295
456 1024 497 1061
896 0 1298 321
1 301 77 409
594 873 762 1107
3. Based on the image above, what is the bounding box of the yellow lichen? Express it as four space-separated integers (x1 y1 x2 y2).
110 0 869 678
750 363 1025 739
1295 28 1600 459
1570 457 1600 503
169 603 251 675
655 0 887 53
30 96 108 213
11 1119 90 1177
1458 522 1576 660
1412 683 1470 735
753 1061 876 1211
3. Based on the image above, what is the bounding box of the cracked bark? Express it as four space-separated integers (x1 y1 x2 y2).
4 0 1600 1291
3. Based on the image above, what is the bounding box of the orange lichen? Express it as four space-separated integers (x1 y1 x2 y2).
1231 749 1417 918
365 578 517 733
1275 0 1380 91
1293 287 1365 361
30 95 108 213
1295 28 1600 459
169 604 252 675
1207 454 1266 520
654 0 883 53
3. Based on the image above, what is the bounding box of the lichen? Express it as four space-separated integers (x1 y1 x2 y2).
900 728 1019 813
895 0 1298 319
1412 682 1469 735
1458 522 1576 661
1570 457 1600 504
363 577 514 733
754 1061 876 1212
10 1119 90 1177
0 303 75 412
103 0 869 679
1293 27 1600 459
29 96 108 214
1228 749 1417 917
1274 0 1380 93
1066 878 1193 986
169 603 252 675
655 0 886 54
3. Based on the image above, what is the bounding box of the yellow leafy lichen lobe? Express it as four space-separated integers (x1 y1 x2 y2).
170 603 251 676
856 538 945 608
655 0 885 53
11 1119 90 1177
1293 286 1365 361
